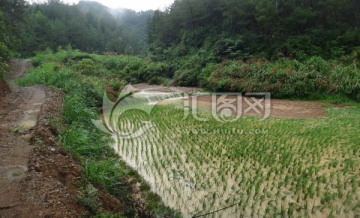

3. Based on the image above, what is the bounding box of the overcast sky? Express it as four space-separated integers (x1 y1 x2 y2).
27 0 175 11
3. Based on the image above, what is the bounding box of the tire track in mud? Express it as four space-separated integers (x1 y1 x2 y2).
0 60 47 211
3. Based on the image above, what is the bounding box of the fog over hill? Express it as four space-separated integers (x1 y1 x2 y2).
26 0 174 11
17 1 154 56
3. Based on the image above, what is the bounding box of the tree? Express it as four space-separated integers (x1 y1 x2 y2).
0 0 27 74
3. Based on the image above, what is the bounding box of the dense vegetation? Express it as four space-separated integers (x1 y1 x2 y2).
201 56 360 101
2 0 360 102
149 0 360 61
0 0 27 78
0 11 9 79
148 0 360 92
18 0 153 56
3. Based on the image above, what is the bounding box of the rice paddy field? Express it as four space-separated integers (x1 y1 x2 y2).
106 93 360 218
18 50 360 217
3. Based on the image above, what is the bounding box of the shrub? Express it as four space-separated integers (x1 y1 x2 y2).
72 58 99 76
204 58 360 100
148 76 169 85
173 69 199 87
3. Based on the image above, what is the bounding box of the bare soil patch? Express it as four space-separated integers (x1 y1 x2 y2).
270 99 328 118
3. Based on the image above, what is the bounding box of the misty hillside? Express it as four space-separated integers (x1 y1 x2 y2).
17 1 153 56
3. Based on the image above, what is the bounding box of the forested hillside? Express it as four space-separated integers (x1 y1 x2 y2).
149 0 360 61
17 0 153 56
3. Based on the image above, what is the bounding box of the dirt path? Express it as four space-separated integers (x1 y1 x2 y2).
0 60 46 211
0 60 85 217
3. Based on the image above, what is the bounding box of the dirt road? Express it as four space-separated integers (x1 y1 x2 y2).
0 61 87 217
0 60 46 211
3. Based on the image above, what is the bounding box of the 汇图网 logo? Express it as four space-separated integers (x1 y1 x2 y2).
92 84 271 139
